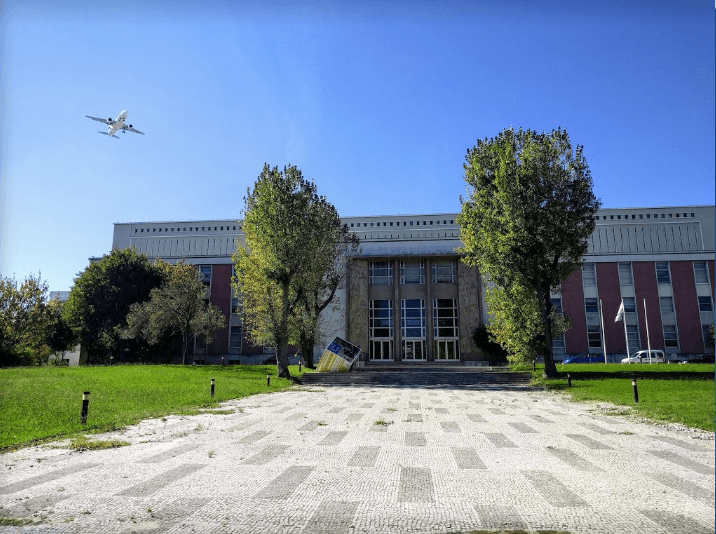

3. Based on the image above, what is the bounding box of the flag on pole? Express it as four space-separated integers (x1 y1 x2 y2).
614 301 625 322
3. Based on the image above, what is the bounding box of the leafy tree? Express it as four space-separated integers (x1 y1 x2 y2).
121 260 226 364
458 127 600 377
233 164 355 377
0 273 59 366
62 248 166 363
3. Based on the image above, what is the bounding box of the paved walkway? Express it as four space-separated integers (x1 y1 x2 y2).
1 384 714 534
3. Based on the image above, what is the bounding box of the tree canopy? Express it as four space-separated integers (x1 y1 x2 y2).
122 260 226 364
62 248 166 363
458 127 600 377
233 164 356 377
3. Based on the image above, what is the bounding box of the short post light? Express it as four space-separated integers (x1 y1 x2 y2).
632 378 639 403
80 391 90 424
567 374 572 388
267 374 271 387
210 378 215 398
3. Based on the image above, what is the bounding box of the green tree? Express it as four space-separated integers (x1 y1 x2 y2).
233 164 354 377
0 273 59 366
122 260 226 364
62 248 166 363
458 127 600 377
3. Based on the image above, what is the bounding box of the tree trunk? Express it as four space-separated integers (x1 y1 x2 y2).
299 329 315 368
275 282 291 379
181 331 188 365
538 286 558 378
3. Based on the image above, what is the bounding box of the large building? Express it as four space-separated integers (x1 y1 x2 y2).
110 205 715 364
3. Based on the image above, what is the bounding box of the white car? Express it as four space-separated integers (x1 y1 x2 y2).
621 350 666 364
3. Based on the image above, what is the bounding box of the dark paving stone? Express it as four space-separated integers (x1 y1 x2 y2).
239 430 272 444
302 501 359 533
398 467 434 502
242 444 291 465
578 421 613 435
466 414 486 423
546 447 602 472
406 413 423 422
508 422 538 434
435 408 449 414
345 413 364 422
646 472 716 502
286 412 307 420
440 422 461 433
409 402 421 409
638 508 714 534
405 432 427 447
521 470 589 507
347 446 380 467
649 434 710 451
328 407 344 413
153 497 210 531
228 418 263 431
526 414 555 424
647 450 715 475
318 431 348 446
297 420 321 431
565 433 613 450
118 464 206 497
473 504 526 530
0 463 99 495
484 433 518 448
452 447 487 469
253 466 316 500
1 494 70 517
138 444 201 464
488 408 507 415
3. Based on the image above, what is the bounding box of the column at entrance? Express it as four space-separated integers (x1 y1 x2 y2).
393 259 401 362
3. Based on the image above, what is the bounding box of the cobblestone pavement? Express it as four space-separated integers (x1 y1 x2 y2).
1 384 714 534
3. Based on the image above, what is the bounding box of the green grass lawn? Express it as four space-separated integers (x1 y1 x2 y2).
531 363 715 432
0 364 312 451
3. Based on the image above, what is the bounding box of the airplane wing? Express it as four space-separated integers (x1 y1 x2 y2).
121 124 145 135
86 115 113 125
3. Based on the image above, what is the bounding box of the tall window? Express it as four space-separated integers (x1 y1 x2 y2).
400 261 425 284
618 263 633 285
550 297 563 314
698 296 713 312
432 260 456 283
433 299 459 360
663 324 679 349
582 263 596 286
660 297 674 314
229 326 242 350
370 261 393 285
655 262 670 284
587 324 602 348
553 335 566 356
369 300 393 360
694 261 710 285
200 265 212 287
626 324 640 350
623 297 636 313
401 299 426 360
584 298 599 314
702 325 715 350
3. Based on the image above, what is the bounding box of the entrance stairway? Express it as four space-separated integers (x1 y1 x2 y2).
300 362 532 388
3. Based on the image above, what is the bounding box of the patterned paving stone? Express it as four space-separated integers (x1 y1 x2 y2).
118 464 206 497
649 434 709 451
508 422 538 434
638 508 714 534
301 501 359 533
466 413 486 422
440 422 461 433
521 470 589 507
398 467 434 502
488 407 507 415
318 431 348 446
137 443 202 463
474 504 526 530
238 430 272 444
286 411 307 420
253 466 316 500
647 450 714 475
227 418 263 431
546 447 602 471
434 407 449 414
0 463 99 495
527 414 555 424
646 471 716 502
242 444 292 465
483 432 518 448
297 420 321 431
578 421 613 435
347 446 381 467
565 433 613 450
344 412 364 422
452 447 487 469
406 413 423 422
405 432 427 447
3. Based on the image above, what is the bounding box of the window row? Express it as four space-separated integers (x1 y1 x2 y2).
135 225 239 233
369 299 459 341
583 295 713 316
369 260 456 285
594 212 695 220
351 219 455 228
582 261 711 287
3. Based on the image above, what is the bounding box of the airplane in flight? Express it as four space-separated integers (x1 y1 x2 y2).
85 111 145 138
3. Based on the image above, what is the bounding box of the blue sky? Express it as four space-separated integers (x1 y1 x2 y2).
1 1 714 291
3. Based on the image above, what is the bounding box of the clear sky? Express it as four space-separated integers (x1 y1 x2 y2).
1 0 714 292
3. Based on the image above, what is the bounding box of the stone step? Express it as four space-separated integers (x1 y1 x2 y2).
301 371 532 387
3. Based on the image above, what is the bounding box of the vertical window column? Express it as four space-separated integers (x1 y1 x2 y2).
369 300 394 360
433 299 459 360
401 299 426 360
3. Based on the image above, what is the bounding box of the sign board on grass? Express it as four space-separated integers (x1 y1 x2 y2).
316 337 361 372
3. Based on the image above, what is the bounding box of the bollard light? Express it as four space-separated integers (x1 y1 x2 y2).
567 374 572 388
267 374 271 387
632 378 639 403
299 361 302 373
211 378 215 398
80 391 90 424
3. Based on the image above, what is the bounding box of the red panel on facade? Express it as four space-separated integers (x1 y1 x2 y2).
562 269 586 354
209 264 232 354
632 262 665 350
596 263 625 354
670 261 702 353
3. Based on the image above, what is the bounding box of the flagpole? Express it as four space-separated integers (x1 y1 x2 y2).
599 299 607 364
644 299 652 364
622 299 630 359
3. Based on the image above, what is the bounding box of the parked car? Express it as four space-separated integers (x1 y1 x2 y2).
562 354 605 364
679 354 715 364
621 350 666 364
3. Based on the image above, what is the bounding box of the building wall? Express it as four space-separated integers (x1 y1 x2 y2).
632 261 664 351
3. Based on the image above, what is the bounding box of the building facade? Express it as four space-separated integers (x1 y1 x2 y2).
110 205 715 364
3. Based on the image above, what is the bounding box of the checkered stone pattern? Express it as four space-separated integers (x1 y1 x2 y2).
0 387 713 534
